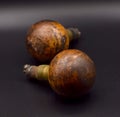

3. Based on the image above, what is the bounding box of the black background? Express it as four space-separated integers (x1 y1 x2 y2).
0 1 120 117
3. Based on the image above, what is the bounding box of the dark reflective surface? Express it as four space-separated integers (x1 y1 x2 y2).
0 1 120 117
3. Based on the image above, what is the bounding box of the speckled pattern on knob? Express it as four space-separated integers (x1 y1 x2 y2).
49 49 96 98
26 20 70 62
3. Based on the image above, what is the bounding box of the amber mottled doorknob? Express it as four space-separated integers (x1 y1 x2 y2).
23 49 96 98
26 20 81 63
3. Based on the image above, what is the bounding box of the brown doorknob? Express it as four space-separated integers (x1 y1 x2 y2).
24 49 96 98
26 20 81 63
